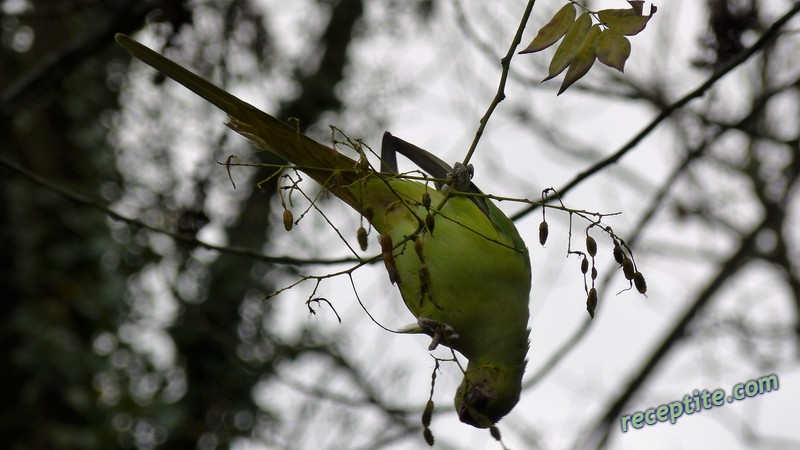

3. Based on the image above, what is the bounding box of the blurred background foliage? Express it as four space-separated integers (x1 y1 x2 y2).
1 0 433 448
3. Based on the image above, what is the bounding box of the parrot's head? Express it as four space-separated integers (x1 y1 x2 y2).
454 364 524 428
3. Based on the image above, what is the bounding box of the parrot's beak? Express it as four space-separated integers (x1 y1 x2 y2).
457 384 494 428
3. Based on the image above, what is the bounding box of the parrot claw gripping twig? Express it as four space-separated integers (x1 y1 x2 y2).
418 317 460 351
449 161 475 192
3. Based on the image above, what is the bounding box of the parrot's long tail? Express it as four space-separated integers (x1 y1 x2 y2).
115 34 374 212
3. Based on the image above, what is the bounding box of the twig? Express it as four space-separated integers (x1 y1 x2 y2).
462 0 538 166
0 152 359 266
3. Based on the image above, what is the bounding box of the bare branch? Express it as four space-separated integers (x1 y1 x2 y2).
462 0 538 166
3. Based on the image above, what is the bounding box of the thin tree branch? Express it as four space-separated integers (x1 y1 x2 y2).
462 0 537 166
0 152 359 266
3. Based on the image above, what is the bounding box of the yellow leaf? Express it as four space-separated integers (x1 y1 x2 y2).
544 12 592 82
598 6 657 36
558 24 601 95
519 3 576 54
594 29 631 72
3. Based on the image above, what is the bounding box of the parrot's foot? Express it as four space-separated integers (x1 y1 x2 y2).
446 162 474 192
418 317 459 351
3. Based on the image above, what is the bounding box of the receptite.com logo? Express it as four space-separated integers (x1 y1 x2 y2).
620 374 779 432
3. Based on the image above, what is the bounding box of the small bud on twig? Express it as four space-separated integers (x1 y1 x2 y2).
539 221 549 246
283 209 294 231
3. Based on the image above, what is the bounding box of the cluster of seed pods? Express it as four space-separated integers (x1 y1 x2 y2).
539 217 647 318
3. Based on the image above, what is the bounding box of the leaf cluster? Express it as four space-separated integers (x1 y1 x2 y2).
520 1 657 94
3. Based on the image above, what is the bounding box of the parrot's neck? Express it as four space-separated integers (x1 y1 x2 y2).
457 319 530 371
474 329 530 370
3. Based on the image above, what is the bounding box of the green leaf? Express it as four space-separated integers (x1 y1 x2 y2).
598 5 657 36
594 29 631 72
558 24 602 95
519 3 576 54
544 12 592 82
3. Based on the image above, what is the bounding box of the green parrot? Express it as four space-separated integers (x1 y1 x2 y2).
115 33 531 428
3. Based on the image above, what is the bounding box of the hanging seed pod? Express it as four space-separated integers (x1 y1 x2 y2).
422 191 432 209
418 265 431 305
423 428 434 446
425 213 435 234
581 257 589 274
380 233 392 253
422 400 434 428
490 425 502 441
586 235 598 257
282 208 294 231
591 266 598 280
622 257 635 280
587 287 598 318
613 243 625 265
357 227 368 251
539 221 549 246
634 271 647 294
380 234 401 285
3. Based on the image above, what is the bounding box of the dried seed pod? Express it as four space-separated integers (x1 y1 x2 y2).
282 208 293 231
425 213 435 234
591 266 598 280
418 265 431 304
423 428 434 446
357 227 368 251
587 287 598 318
422 191 431 209
490 425 502 441
586 235 598 257
380 233 393 253
634 271 647 294
622 257 635 280
381 234 401 285
422 400 434 428
581 257 589 274
612 243 624 264
539 221 549 246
